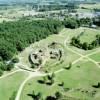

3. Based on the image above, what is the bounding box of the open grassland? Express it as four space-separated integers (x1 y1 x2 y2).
77 8 92 13
59 27 100 43
20 60 100 100
89 51 100 62
18 27 100 71
0 27 99 100
66 28 100 55
0 71 28 100
79 28 100 43
79 3 100 9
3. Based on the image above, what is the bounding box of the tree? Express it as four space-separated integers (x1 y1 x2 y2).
43 76 47 84
50 78 54 85
70 37 80 47
46 96 56 100
9 91 16 100
16 41 24 52
36 92 43 100
92 82 100 88
31 64 35 69
82 42 89 50
47 73 55 85
51 72 55 79
0 48 13 61
28 91 43 100
64 18 79 29
80 18 91 26
65 62 72 70
59 81 64 86
6 62 14 71
0 61 7 71
0 69 3 76
12 57 19 63
55 91 62 99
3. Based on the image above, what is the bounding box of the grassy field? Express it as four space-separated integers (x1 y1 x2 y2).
0 71 28 100
77 8 92 13
20 60 100 100
79 28 100 43
18 27 100 70
0 27 98 100
89 51 100 62
59 27 100 43
19 27 100 100
79 3 100 9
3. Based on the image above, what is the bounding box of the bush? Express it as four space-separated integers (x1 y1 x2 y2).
9 91 17 100
6 62 14 71
63 18 79 29
12 57 19 63
31 64 35 69
0 61 7 71
0 69 3 76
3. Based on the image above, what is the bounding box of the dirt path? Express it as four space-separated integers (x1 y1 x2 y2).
3 34 100 100
15 53 85 100
64 38 100 68
15 71 45 100
0 69 22 79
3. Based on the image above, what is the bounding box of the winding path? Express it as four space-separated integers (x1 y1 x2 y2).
0 69 22 79
15 35 100 100
64 37 100 68
0 33 100 100
15 71 45 100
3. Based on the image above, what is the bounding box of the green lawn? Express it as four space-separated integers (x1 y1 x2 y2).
21 60 100 100
89 51 100 62
0 71 28 100
60 27 100 44
79 28 100 43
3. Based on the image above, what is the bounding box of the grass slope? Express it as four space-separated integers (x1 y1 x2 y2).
0 71 28 100
21 60 100 100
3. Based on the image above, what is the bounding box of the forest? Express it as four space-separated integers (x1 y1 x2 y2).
0 19 62 75
0 19 62 61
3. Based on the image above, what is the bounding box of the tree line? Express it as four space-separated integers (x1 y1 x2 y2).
63 16 100 29
63 17 90 29
70 35 100 50
0 19 62 61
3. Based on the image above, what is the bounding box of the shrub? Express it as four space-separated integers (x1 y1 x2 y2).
12 57 19 63
0 69 3 76
63 18 79 29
